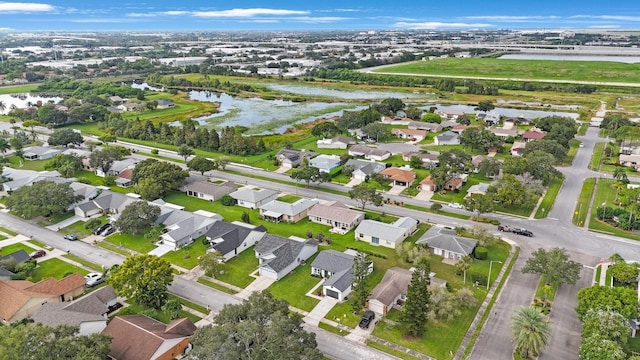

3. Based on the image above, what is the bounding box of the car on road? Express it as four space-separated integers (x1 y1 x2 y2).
93 223 111 235
448 202 464 209
358 310 375 329
579 142 585 147
84 272 104 287
512 228 533 237
64 234 78 241
29 249 46 259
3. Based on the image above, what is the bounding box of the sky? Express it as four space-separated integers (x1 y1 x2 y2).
0 1 639 32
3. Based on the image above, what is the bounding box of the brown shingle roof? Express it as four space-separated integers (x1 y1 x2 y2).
308 203 364 224
27 273 85 295
380 167 416 183
369 267 412 306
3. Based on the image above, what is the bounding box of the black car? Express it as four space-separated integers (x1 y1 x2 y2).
64 234 78 241
93 223 111 235
100 226 115 237
512 228 533 237
358 310 376 329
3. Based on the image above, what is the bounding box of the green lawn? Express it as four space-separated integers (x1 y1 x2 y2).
168 294 209 314
32 258 88 282
0 84 39 94
0 226 18 236
64 220 96 236
63 254 103 271
197 277 238 294
534 177 564 219
325 301 360 328
562 140 580 166
594 264 602 285
105 231 157 253
573 178 596 226
587 178 640 240
97 241 132 257
216 247 259 288
118 302 201 324
0 242 36 256
161 237 208 269
318 322 349 336
268 253 321 312
277 194 302 203
533 275 557 304
366 341 421 360
589 143 605 171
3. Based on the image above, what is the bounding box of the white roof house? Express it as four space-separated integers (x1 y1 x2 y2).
354 217 418 249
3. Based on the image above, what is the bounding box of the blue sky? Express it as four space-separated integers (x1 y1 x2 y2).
0 1 639 31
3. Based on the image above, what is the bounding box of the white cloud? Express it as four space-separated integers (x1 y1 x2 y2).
589 24 622 28
71 18 137 23
192 8 308 18
571 15 640 22
0 2 54 12
394 21 493 30
239 19 279 23
290 16 348 23
463 15 559 21
0 27 12 30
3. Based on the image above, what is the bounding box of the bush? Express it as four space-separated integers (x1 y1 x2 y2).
84 218 102 230
469 272 487 286
220 194 236 206
474 246 488 260
430 203 442 211
102 175 116 187
151 149 159 155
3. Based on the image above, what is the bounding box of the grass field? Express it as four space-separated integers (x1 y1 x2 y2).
105 231 156 253
589 143 605 170
375 58 640 83
0 84 39 94
573 178 596 226
534 177 564 219
215 247 259 288
161 237 208 269
267 253 321 312
0 242 36 256
32 258 88 282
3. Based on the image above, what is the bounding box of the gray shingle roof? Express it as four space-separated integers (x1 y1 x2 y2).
355 218 415 244
344 159 385 175
311 250 354 274
184 181 237 197
0 250 30 264
259 198 318 217
207 221 266 255
256 234 316 273
32 302 106 328
416 227 478 256
324 268 352 292
230 188 278 203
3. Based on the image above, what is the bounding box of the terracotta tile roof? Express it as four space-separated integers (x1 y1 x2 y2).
391 128 427 137
523 130 546 140
380 167 416 183
0 279 66 321
420 176 435 186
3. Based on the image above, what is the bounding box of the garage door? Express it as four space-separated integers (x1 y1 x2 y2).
367 300 385 315
326 289 339 299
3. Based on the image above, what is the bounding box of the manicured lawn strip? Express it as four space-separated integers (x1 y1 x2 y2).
62 254 103 271
64 220 94 236
277 194 302 203
215 247 258 288
628 336 640 354
161 237 208 269
318 322 348 336
97 241 131 257
28 239 49 249
0 234 7 241
463 246 520 359
562 140 580 166
43 211 76 225
0 84 39 94
7 157 48 171
589 142 605 170
119 303 201 324
533 275 557 304
404 203 471 220
594 264 601 285
366 341 421 360
605 267 612 287
573 178 596 226
534 176 564 219
197 278 238 294
577 123 588 136
105 232 156 253
0 226 18 236
32 258 88 281
0 242 36 255
325 301 360 328
375 58 640 83
268 254 321 312
587 179 640 240
168 294 209 314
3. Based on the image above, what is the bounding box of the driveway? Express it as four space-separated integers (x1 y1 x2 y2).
345 178 363 188
386 185 406 195
304 296 339 326
147 242 172 257
414 190 433 201
236 275 276 299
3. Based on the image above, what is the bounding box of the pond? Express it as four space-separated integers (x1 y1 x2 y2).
0 93 63 115
422 104 579 120
184 90 365 135
262 83 433 100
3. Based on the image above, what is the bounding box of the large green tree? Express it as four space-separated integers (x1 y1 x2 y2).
199 250 225 278
522 247 581 288
177 145 195 162
187 291 322 360
114 201 161 235
348 183 383 210
187 156 217 175
0 324 111 360
581 309 629 347
578 335 626 360
511 306 551 358
132 159 189 200
107 254 173 309
349 253 372 313
400 257 431 337
290 165 331 186
361 122 391 142
487 174 538 208
45 153 83 177
576 285 639 320
462 194 494 218
47 128 84 147
6 181 82 219
89 147 125 174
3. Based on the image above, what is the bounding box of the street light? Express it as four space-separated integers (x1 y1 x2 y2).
487 260 503 291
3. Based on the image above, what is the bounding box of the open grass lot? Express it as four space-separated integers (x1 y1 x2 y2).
104 231 156 253
0 84 39 94
0 242 36 256
268 253 321 312
161 237 208 269
118 302 201 324
215 247 259 288
588 178 640 240
573 178 596 226
32 258 88 282
589 143 605 170
375 58 640 83
6 157 47 171
534 176 564 219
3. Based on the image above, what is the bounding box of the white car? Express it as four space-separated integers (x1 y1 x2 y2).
579 143 585 148
448 202 464 209
84 272 104 287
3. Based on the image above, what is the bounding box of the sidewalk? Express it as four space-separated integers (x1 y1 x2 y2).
45 215 83 231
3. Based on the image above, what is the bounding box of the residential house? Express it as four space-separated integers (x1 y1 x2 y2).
95 158 137 177
444 175 467 191
344 159 386 181
311 249 372 301
69 182 100 207
74 190 138 218
229 188 278 209
117 102 144 112
0 249 30 265
275 149 317 168
259 198 318 223
0 274 86 324
354 217 418 249
391 128 427 142
156 100 175 109
32 286 117 335
316 136 355 149
308 201 365 234
440 120 458 129
435 109 465 120
309 154 342 173
0 268 14 280
417 226 478 260
367 267 412 315
254 234 318 280
23 146 62 160
488 127 519 139
348 144 391 161
522 129 547 142
451 124 470 134
407 121 443 132
379 167 416 187
466 183 491 197
434 131 460 145
183 180 237 201
620 154 640 170
0 168 67 192
381 116 413 125
102 315 196 360
483 112 501 126
109 96 123 104
619 141 640 155
471 155 486 173
510 141 527 156
419 176 437 192
402 152 439 167
156 207 221 249
206 221 267 261
115 168 134 188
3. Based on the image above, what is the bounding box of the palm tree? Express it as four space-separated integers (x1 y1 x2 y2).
0 100 6 113
613 166 629 184
0 138 10 161
511 306 551 358
456 255 473 284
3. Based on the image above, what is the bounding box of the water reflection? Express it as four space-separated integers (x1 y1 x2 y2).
0 94 63 115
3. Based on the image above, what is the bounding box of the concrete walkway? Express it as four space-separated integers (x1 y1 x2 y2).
303 296 339 326
599 262 611 286
147 242 172 257
236 275 276 299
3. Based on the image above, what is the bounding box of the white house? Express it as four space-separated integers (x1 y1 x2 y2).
354 217 418 249
344 159 386 182
417 226 478 260
23 146 62 161
309 154 342 173
229 188 278 209
310 249 372 301
434 131 460 146
254 235 318 280
206 221 267 261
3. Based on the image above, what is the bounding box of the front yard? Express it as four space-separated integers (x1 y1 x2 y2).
32 258 88 282
268 253 321 312
104 230 157 253
161 237 208 269
215 247 259 288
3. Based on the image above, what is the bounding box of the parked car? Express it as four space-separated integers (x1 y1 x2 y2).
579 142 585 147
512 228 534 237
93 223 111 235
100 226 115 237
359 310 376 329
64 234 78 241
84 272 104 287
29 250 46 259
448 202 464 209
